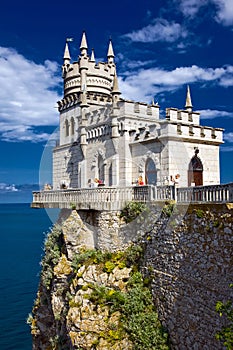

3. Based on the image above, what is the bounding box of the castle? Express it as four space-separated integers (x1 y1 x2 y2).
52 32 223 190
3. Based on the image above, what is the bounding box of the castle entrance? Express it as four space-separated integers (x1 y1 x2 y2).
188 149 203 186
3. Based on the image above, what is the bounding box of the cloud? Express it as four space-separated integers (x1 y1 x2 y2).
178 0 208 17
119 64 233 101
0 47 62 142
123 19 188 43
178 0 233 26
198 109 232 119
213 0 233 26
224 132 233 142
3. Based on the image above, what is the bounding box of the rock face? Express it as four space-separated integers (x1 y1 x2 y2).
30 204 233 350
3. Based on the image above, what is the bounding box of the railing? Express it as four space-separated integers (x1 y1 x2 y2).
177 183 233 203
31 183 233 210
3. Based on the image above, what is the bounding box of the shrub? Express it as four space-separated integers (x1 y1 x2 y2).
216 286 233 350
120 201 148 223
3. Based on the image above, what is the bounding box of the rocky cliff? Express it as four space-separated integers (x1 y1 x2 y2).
29 203 233 349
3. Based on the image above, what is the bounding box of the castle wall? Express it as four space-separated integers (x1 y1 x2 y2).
142 203 233 350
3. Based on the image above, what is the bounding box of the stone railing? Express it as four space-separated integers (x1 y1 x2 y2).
31 185 174 210
31 183 233 210
177 183 233 203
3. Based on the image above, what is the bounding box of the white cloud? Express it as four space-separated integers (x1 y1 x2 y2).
213 0 233 26
224 132 233 142
0 47 61 142
119 64 233 101
178 0 233 26
123 19 188 43
178 0 208 17
198 109 232 119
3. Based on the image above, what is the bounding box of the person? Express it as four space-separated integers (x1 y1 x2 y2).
94 178 99 187
137 175 144 186
170 174 180 186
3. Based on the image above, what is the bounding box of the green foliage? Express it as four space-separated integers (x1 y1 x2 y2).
216 286 233 350
40 225 63 290
72 246 143 273
71 249 106 271
124 244 143 267
120 201 148 223
195 209 204 218
162 201 177 217
103 261 116 273
87 271 169 349
121 272 169 349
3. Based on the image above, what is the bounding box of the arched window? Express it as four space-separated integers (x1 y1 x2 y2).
70 117 75 135
145 159 157 185
188 149 203 186
65 119 69 137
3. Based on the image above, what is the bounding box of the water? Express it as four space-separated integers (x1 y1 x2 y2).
0 203 59 350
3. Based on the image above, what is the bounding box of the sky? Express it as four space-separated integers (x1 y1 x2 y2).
0 0 233 187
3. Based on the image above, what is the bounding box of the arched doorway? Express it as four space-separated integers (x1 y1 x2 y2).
188 149 203 186
145 158 157 185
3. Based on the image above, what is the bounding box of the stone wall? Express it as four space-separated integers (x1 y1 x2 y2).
142 203 233 350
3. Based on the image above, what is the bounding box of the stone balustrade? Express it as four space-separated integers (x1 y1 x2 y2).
31 183 233 210
177 182 233 203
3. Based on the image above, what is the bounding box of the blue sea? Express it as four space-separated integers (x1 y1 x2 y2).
0 201 59 350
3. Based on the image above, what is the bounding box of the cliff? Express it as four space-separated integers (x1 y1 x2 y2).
29 203 233 349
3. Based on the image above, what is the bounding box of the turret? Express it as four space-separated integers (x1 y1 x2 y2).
107 39 114 64
62 42 71 78
90 48 95 62
111 73 121 138
60 32 118 103
80 31 88 57
63 43 71 65
185 85 193 113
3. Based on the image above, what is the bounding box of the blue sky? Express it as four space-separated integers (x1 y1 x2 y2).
0 0 233 186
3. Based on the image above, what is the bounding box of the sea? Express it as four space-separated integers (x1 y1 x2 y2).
0 190 60 350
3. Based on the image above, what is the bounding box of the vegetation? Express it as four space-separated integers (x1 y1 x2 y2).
195 208 204 218
216 285 233 350
119 201 148 223
71 245 169 349
71 244 143 272
40 225 63 289
162 201 177 217
86 271 169 349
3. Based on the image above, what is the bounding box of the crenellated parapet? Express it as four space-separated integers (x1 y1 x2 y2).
61 32 116 103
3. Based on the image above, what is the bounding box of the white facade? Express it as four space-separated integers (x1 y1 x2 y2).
53 33 223 190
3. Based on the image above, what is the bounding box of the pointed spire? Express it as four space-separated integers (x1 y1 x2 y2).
90 48 95 62
107 39 114 63
80 31 88 56
63 43 71 63
185 85 193 111
112 72 121 95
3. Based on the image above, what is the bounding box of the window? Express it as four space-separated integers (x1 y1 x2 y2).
65 119 69 137
145 159 157 185
70 117 75 135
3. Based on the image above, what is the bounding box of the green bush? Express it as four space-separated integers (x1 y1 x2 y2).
120 201 148 223
216 286 233 350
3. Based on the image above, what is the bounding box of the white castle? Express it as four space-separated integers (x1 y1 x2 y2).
52 32 223 191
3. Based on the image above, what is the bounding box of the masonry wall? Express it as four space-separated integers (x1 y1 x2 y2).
142 204 233 350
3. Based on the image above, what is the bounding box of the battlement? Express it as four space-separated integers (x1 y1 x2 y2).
166 107 200 125
62 33 116 100
119 100 160 120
